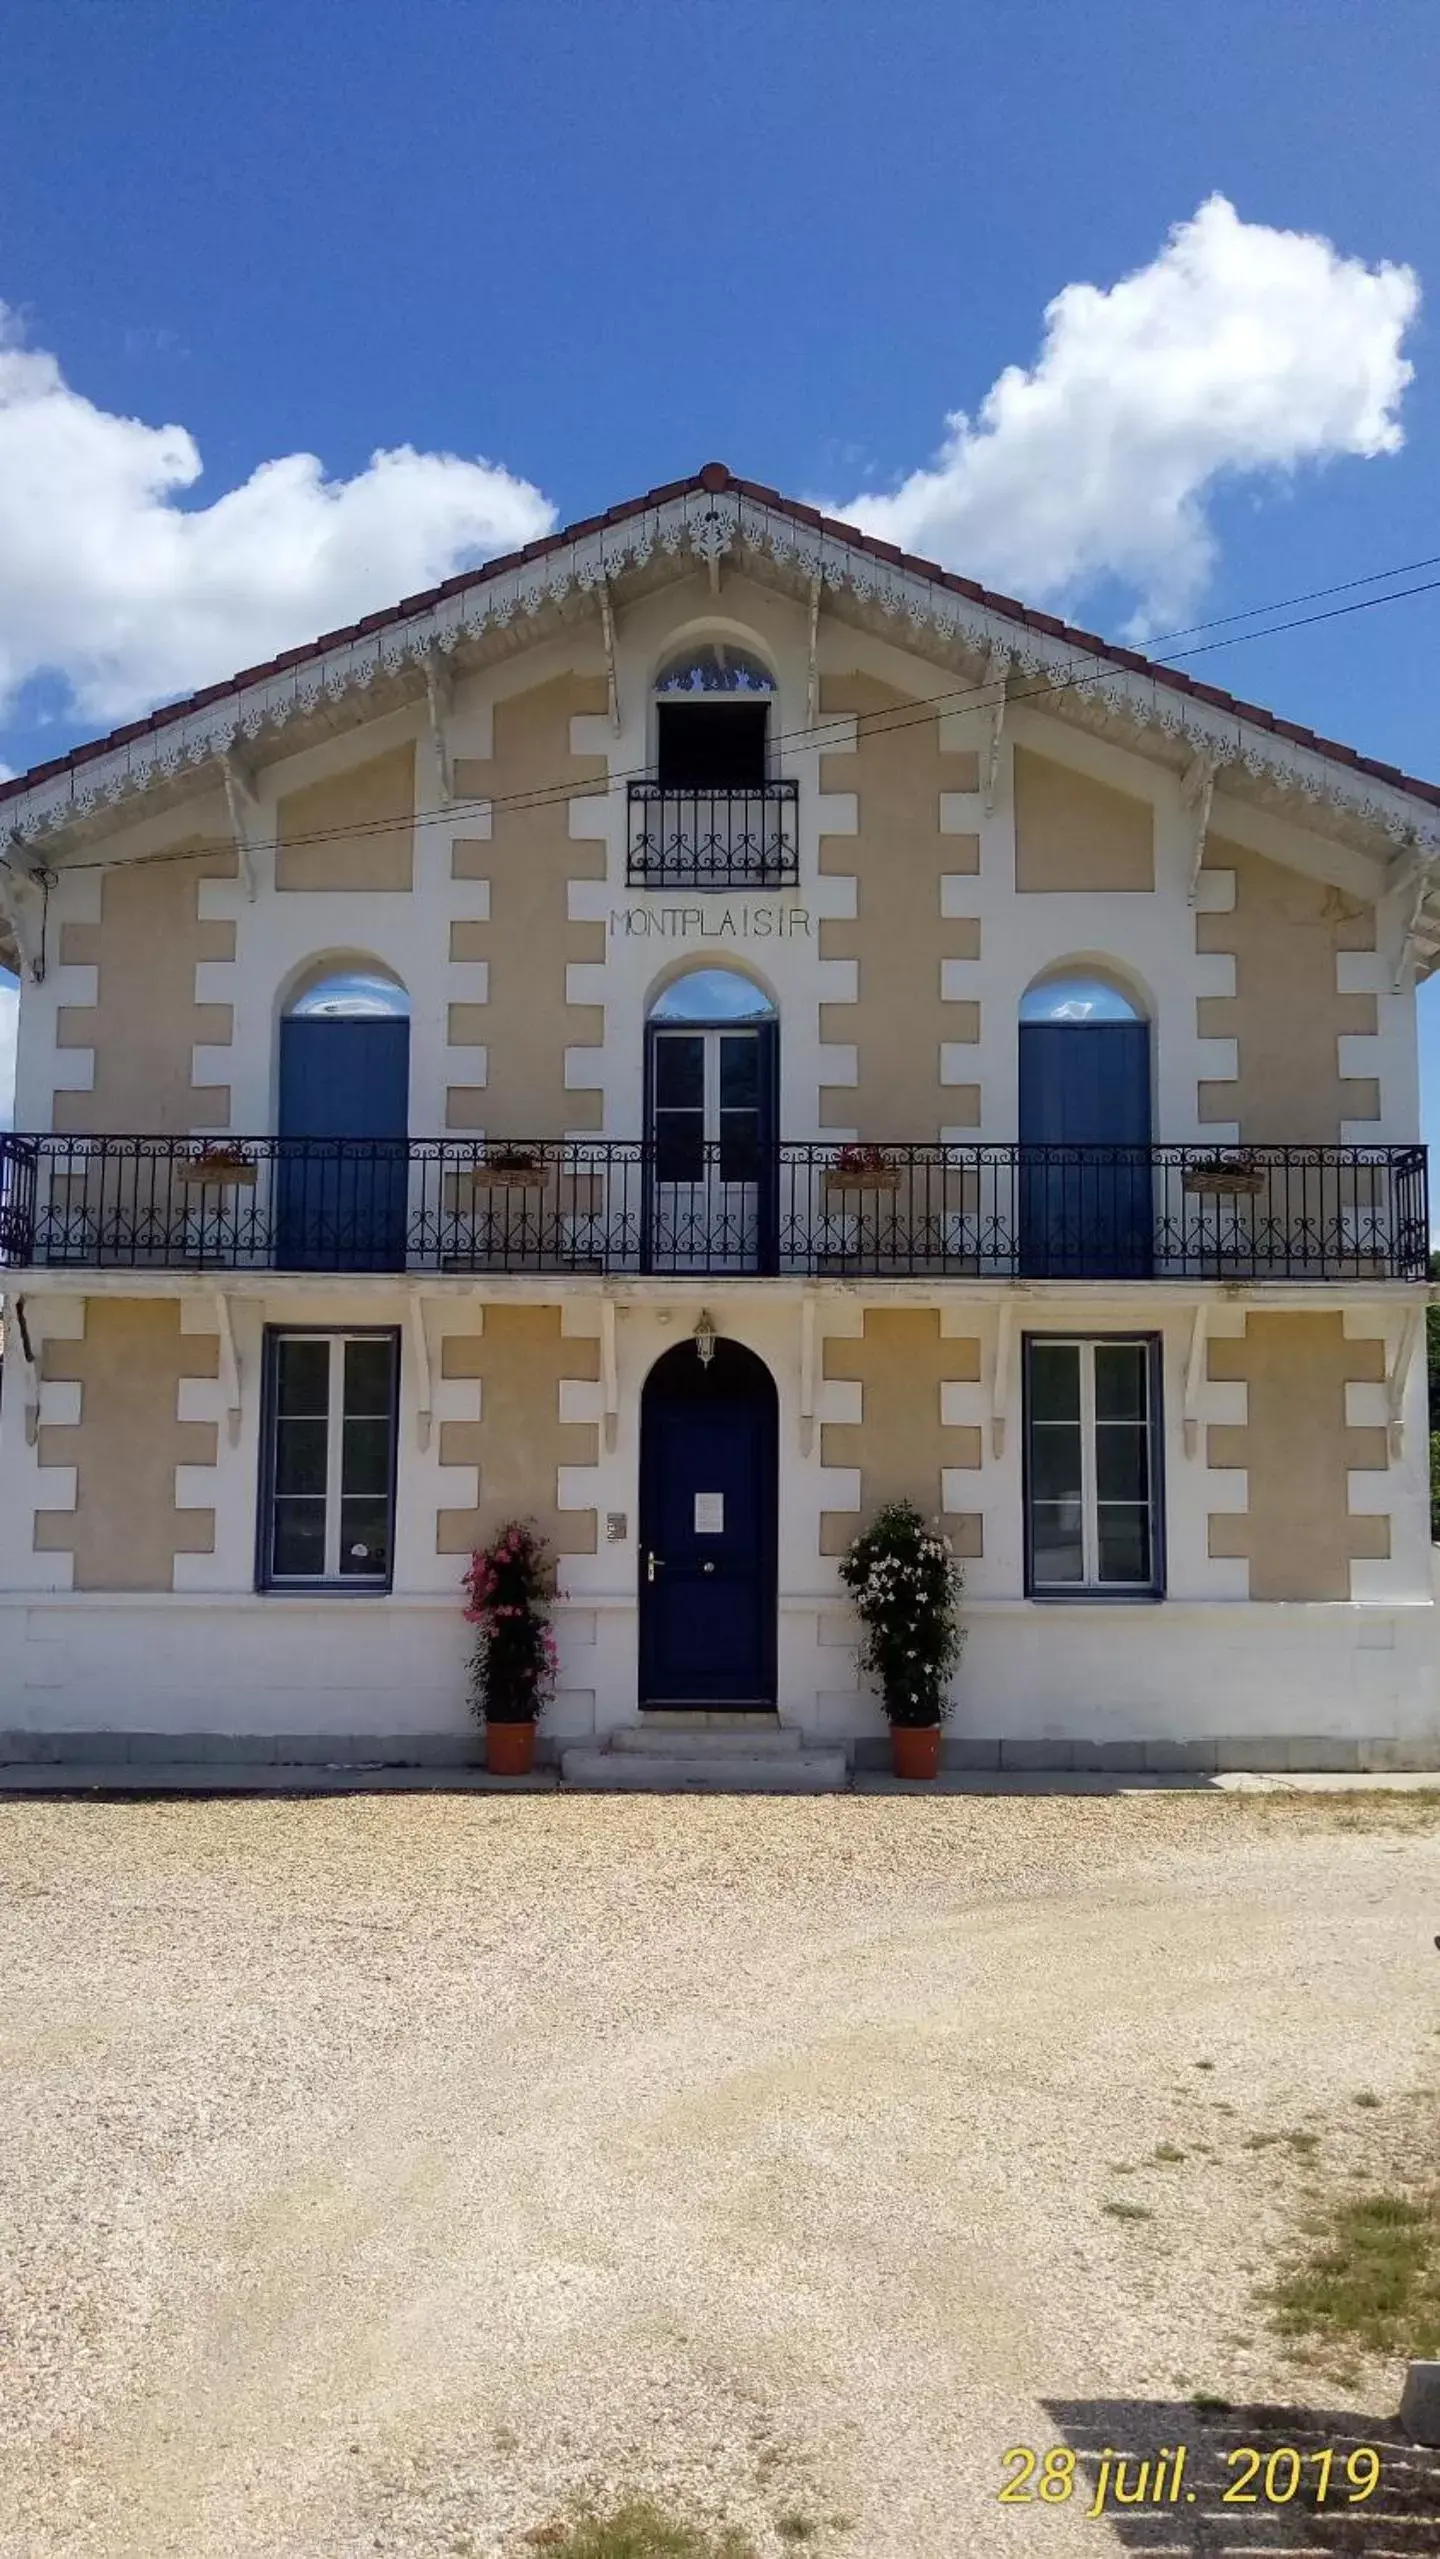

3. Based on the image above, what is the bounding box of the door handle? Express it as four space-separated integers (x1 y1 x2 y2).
646 1550 664 1583
701 1561 716 1575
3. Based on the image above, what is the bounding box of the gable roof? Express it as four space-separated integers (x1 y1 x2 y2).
4 459 1439 823
2 460 1439 977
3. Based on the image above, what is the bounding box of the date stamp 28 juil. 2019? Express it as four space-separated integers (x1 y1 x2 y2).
998 2441 1385 2516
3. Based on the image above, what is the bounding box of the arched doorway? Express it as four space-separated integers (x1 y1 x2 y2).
645 966 778 1274
1018 968 1152 1277
638 1336 778 1708
277 960 411 1271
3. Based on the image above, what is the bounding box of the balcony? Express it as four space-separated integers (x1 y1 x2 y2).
626 780 800 890
0 1137 1426 1282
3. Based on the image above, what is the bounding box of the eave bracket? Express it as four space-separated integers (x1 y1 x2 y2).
982 651 1010 814
1387 1305 1424 1457
800 1292 818 1457
408 1291 435 1452
991 1297 1016 1458
213 1293 242 1448
1182 751 1219 905
423 649 454 802
12 1293 40 1448
806 575 822 730
598 580 621 736
0 853 44 984
600 1294 619 1453
1392 847 1436 993
1184 1302 1210 1458
220 748 261 903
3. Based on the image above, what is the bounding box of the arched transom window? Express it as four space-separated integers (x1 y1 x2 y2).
286 961 411 1019
655 642 775 695
650 967 776 1023
1019 970 1145 1025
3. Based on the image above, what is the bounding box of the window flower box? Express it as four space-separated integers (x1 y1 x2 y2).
180 1147 258 1188
824 1145 902 1195
1181 1156 1266 1198
465 1149 550 1191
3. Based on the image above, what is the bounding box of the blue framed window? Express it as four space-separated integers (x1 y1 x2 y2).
258 1328 399 1590
1023 1334 1165 1598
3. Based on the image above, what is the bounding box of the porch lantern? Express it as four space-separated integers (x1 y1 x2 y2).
693 1310 718 1370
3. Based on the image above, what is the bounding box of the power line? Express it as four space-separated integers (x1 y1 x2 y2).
45 551 1440 876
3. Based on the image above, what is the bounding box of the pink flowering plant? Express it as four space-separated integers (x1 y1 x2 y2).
463 1520 559 1725
838 1498 963 1729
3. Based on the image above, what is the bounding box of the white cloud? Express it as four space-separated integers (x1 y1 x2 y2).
0 308 556 725
841 197 1419 632
0 976 16 1131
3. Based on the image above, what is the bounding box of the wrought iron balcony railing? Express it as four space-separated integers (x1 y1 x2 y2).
0 1136 1426 1281
626 779 800 889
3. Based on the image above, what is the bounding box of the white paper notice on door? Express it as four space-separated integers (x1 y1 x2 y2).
694 1492 724 1535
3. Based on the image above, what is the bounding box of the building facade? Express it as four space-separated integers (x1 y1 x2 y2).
1 464 1437 1770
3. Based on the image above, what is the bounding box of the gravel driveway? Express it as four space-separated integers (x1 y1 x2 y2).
2 1791 1437 2558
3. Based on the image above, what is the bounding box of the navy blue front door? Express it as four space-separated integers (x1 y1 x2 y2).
1018 1020 1152 1277
639 1339 777 1706
277 1017 410 1271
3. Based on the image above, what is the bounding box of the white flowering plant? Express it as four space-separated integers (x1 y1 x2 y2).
837 1498 963 1728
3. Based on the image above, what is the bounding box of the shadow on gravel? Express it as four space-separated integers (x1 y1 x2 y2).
1039 2398 1438 2552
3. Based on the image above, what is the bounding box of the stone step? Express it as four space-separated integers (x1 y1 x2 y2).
632 1709 784 1731
560 1745 849 1794
611 1724 805 1757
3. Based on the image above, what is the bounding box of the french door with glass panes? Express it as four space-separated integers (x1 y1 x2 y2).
646 1021 777 1272
1023 1335 1163 1597
260 1329 399 1589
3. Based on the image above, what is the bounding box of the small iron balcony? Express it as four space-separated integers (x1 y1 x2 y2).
0 1137 1426 1282
626 779 800 890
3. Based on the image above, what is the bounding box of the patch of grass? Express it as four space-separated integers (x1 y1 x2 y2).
1244 2132 1279 2150
1269 2187 1440 2364
1153 2142 1186 2164
776 2517 820 2546
1191 2392 1233 2418
1353 2089 1383 2109
1239 1787 1440 1833
525 2502 758 2559
1104 2200 1153 2221
1285 2130 1321 2156
1193 2058 1216 2071
1107 2161 1138 2174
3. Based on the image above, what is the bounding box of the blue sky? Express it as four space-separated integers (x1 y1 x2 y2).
3 0 1440 1128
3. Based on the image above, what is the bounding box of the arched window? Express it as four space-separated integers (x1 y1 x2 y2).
1018 963 1152 1281
278 958 411 1273
646 968 777 1265
286 961 410 1019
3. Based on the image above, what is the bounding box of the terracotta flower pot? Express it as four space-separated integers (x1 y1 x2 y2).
485 1720 537 1777
890 1724 942 1781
